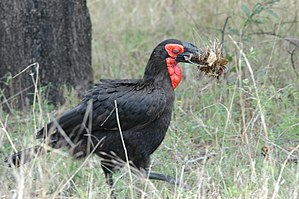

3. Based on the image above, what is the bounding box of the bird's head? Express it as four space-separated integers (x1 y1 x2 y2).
144 39 199 89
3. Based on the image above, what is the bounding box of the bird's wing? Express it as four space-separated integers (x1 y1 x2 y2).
36 81 167 138
82 81 167 131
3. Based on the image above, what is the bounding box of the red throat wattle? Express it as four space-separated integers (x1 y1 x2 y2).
165 44 184 89
166 58 182 89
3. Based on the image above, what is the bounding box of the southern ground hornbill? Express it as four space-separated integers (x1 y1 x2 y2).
5 39 199 188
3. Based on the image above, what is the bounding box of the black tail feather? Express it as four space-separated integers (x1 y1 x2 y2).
36 108 83 139
5 145 46 167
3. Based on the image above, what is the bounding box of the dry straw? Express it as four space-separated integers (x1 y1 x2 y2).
187 40 228 78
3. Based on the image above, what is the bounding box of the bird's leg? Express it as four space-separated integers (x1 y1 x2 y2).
139 158 187 187
144 170 190 189
145 170 178 185
105 172 114 187
104 172 116 198
101 166 117 199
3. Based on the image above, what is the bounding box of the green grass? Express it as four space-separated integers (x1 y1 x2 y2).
1 0 299 198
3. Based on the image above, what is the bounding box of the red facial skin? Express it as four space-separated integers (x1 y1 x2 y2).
164 44 184 89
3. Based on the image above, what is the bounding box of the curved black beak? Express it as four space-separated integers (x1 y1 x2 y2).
175 41 199 63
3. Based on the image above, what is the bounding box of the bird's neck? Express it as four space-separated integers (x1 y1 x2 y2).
143 57 181 90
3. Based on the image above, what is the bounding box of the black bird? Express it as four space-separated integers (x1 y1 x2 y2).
5 39 199 188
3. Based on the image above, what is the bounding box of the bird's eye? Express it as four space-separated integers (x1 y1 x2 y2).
172 49 179 54
165 44 184 57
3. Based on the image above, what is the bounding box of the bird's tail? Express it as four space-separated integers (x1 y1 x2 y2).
5 145 46 167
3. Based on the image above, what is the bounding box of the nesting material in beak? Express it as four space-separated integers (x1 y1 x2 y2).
186 40 228 79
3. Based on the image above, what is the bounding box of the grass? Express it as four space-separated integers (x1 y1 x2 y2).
1 0 299 198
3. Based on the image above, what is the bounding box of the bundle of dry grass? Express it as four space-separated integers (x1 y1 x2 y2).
188 40 228 78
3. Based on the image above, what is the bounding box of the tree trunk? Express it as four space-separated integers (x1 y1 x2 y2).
0 0 93 111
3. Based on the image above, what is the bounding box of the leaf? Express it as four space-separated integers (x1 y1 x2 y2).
267 9 279 19
254 18 263 24
241 4 251 17
225 55 233 62
207 50 217 66
254 3 264 15
219 58 228 66
228 27 239 34
270 0 280 4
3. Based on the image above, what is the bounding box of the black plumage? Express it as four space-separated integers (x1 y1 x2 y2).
5 39 199 188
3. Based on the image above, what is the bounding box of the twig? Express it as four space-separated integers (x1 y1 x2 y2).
12 63 39 79
249 31 284 39
100 106 116 126
0 89 12 112
288 47 299 77
261 135 299 160
220 16 231 45
185 152 218 165
249 31 299 76
249 32 299 47
30 63 40 131
271 143 299 199
284 37 299 47
0 115 18 153
228 35 269 138
52 118 75 148
114 100 134 198
52 139 104 198
0 85 34 106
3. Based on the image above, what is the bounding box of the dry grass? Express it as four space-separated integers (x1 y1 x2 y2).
1 0 299 198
